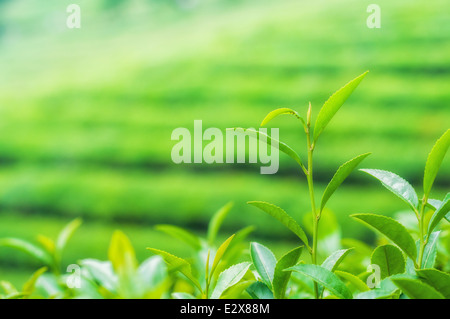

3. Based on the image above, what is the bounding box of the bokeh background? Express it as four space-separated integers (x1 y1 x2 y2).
0 0 448 285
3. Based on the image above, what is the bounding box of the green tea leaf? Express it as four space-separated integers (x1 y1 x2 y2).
155 224 202 251
210 234 235 278
287 264 353 299
248 201 310 250
335 270 369 292
250 242 277 289
0 281 18 295
260 108 305 127
423 129 450 197
108 230 137 278
137 256 167 290
23 267 48 296
421 231 440 268
351 214 417 261
221 280 254 299
428 195 450 234
207 202 234 245
321 153 371 211
313 71 368 142
147 248 202 293
370 245 405 279
56 218 82 257
80 259 118 293
318 248 352 297
391 278 444 299
222 226 255 263
246 281 274 299
211 262 251 299
0 238 53 266
416 269 450 298
229 128 305 170
360 169 418 210
273 246 303 299
321 248 353 272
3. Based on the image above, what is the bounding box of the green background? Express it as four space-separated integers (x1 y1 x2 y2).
0 0 448 285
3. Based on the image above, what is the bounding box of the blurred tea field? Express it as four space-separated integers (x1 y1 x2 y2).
0 0 448 286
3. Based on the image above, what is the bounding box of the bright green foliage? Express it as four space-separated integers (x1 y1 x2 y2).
227 128 305 170
371 245 405 279
147 248 202 293
260 108 305 128
287 264 353 299
334 270 369 292
416 269 450 298
207 202 234 245
320 153 371 212
360 169 419 210
246 281 274 299
428 195 450 234
250 242 277 290
248 201 310 250
423 129 450 197
351 214 417 262
211 262 251 299
391 278 444 299
273 246 303 299
313 71 368 142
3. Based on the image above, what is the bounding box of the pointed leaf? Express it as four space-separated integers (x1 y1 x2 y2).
250 242 277 289
335 270 369 292
228 128 305 170
248 201 310 250
321 248 353 272
287 264 353 299
321 153 371 211
273 246 303 299
210 234 235 278
351 214 417 261
56 218 82 256
416 269 450 298
211 262 251 299
370 245 405 279
23 267 48 296
207 202 233 245
424 129 450 197
80 259 118 293
360 169 418 210
421 231 440 268
0 238 53 266
108 230 137 278
261 108 305 127
428 194 450 234
391 278 444 299
155 224 202 251
313 71 368 142
147 248 202 293
246 281 274 299
319 248 353 296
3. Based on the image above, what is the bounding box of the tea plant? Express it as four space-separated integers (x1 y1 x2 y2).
234 71 371 299
352 129 450 299
147 202 256 299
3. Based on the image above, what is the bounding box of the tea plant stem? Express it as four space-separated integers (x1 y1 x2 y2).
417 195 429 269
305 126 319 299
